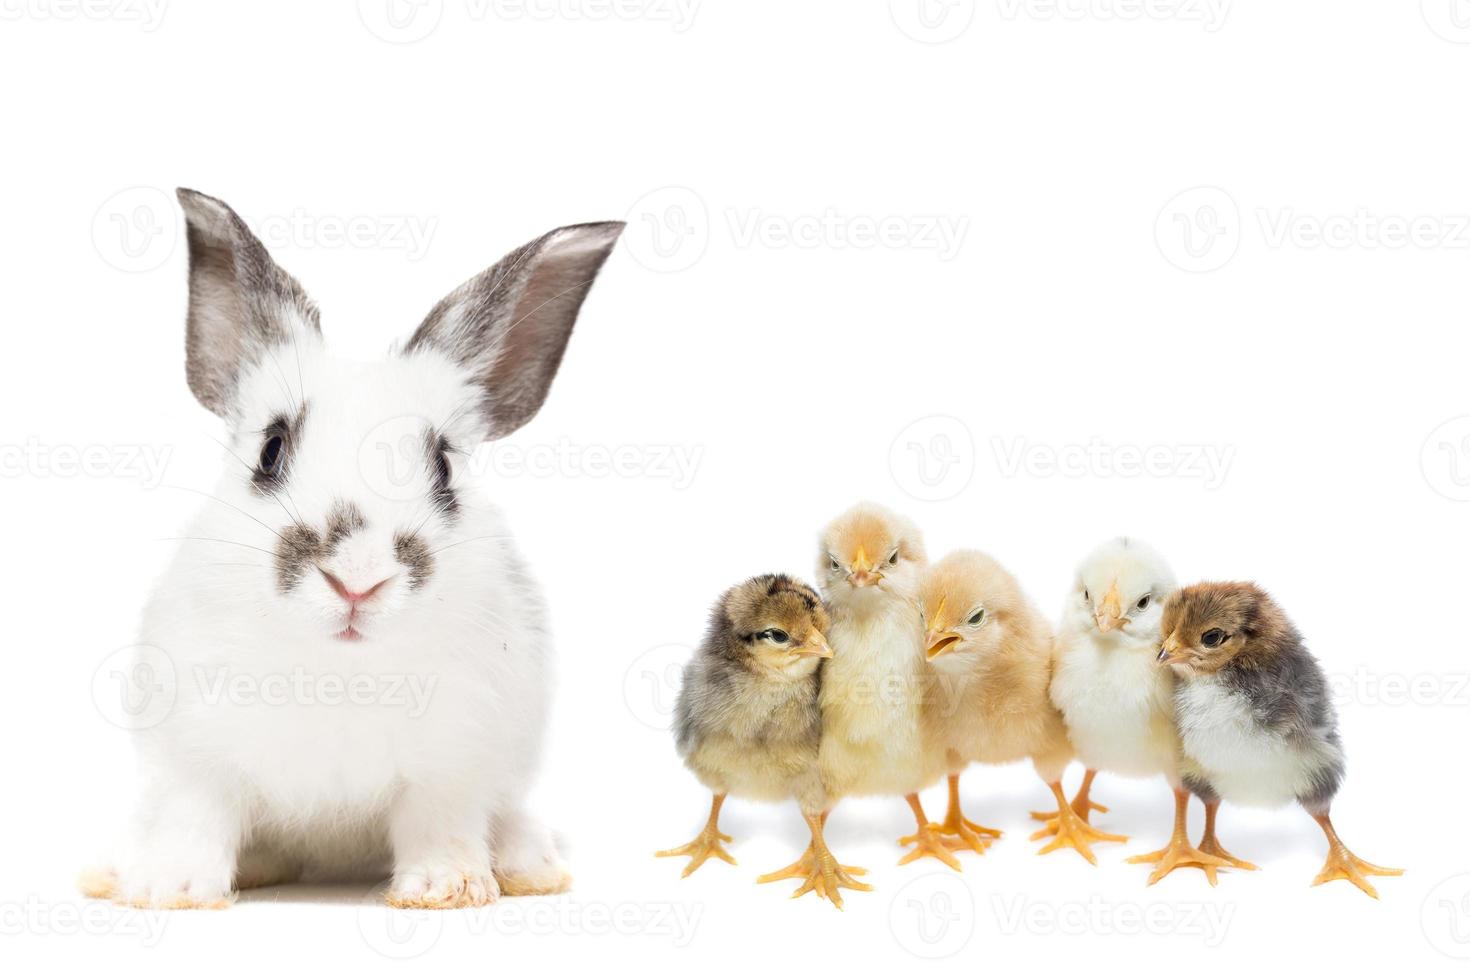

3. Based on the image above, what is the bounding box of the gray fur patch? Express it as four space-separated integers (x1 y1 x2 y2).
178 189 321 418
393 531 433 590
274 500 366 593
402 221 623 440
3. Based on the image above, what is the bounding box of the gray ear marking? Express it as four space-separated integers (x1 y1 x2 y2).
177 188 320 417
404 220 624 441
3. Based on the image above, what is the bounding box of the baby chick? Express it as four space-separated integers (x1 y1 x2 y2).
1161 582 1402 897
920 550 1112 864
1048 538 1227 881
660 574 867 907
815 503 956 870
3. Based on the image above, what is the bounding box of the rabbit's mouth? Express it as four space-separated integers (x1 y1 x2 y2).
337 624 365 642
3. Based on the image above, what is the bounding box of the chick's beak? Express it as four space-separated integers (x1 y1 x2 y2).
1157 636 1190 666
925 627 962 659
1095 582 1126 633
846 548 882 588
793 632 835 659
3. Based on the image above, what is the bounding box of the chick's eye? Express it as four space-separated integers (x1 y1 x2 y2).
258 434 284 475
1136 594 1151 610
762 629 790 644
967 610 985 626
1083 590 1090 603
888 550 900 566
829 557 841 572
1201 629 1227 648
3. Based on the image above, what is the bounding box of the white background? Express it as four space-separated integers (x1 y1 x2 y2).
3 0 1469 975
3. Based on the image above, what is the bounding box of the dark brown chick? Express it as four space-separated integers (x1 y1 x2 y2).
1160 582 1402 897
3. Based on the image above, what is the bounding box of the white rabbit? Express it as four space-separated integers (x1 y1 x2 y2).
82 189 623 909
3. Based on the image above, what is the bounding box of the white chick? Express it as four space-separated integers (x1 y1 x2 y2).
1048 537 1226 882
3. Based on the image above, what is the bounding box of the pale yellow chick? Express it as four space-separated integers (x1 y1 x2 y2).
815 502 957 870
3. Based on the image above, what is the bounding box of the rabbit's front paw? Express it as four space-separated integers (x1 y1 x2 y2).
110 860 233 909
386 868 499 909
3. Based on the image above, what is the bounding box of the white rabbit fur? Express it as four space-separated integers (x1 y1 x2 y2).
87 189 622 910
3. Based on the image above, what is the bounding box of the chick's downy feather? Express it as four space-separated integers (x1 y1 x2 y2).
920 550 1071 781
816 503 942 799
673 574 830 811
1164 582 1344 813
1049 537 1180 781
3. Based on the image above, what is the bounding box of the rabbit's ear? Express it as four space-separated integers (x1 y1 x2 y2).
177 188 320 417
404 221 624 440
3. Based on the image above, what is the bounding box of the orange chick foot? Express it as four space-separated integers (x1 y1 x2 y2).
898 823 963 871
1127 837 1226 885
656 825 736 878
1189 835 1259 885
1032 803 1127 865
1312 846 1401 899
758 845 871 909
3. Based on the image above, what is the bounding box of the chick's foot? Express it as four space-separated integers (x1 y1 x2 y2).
1031 781 1126 864
1310 814 1401 899
898 794 963 870
1029 769 1110 827
758 812 870 910
917 774 1001 854
657 794 736 878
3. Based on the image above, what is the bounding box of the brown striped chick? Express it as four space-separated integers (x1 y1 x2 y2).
814 502 957 871
920 550 1122 864
659 574 869 908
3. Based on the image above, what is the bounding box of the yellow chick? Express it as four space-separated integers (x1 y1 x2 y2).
920 550 1123 864
812 502 957 870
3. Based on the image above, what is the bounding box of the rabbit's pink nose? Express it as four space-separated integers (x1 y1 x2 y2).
318 568 393 605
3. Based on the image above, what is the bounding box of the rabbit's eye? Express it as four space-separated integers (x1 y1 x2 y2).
428 435 458 516
259 435 284 475
432 447 451 492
